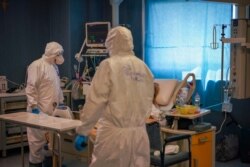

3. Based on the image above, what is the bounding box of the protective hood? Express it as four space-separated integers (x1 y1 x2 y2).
55 55 64 65
43 41 64 64
105 26 134 57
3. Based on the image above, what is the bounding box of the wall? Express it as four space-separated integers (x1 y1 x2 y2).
0 0 50 87
0 0 142 85
0 0 142 112
0 0 106 85
120 0 143 59
0 0 76 85
49 0 71 78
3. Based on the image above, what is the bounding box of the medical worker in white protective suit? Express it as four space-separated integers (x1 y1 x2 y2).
26 41 64 167
74 26 154 167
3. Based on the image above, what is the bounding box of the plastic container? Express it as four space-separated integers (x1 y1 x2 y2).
194 93 200 108
176 87 189 106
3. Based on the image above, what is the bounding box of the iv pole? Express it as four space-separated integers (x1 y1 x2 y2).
219 24 240 130
220 24 227 102
220 25 226 82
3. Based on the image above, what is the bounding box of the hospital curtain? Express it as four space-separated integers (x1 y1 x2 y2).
144 0 232 109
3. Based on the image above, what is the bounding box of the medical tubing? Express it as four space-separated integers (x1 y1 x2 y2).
216 111 227 135
225 66 230 88
78 39 86 56
77 62 81 79
73 64 78 79
76 39 86 78
91 56 96 71
204 102 223 109
81 59 89 81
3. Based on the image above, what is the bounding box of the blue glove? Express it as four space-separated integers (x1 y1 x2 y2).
57 103 67 110
58 103 65 107
74 135 88 151
32 108 40 114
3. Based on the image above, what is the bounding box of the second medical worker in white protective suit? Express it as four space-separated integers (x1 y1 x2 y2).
26 41 65 167
75 26 154 167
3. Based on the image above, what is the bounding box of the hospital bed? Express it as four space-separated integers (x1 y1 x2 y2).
154 73 196 112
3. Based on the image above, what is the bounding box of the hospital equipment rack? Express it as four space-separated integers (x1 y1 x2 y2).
0 112 82 167
0 90 72 157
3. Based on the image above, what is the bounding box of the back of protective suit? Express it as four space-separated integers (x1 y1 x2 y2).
76 26 154 167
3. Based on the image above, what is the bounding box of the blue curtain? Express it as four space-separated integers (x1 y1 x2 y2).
144 0 232 110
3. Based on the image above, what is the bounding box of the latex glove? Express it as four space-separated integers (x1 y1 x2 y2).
74 135 88 151
32 108 40 114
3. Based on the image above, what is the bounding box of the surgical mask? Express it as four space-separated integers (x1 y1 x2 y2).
55 55 64 65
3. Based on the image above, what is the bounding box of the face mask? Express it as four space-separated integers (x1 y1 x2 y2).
55 55 64 65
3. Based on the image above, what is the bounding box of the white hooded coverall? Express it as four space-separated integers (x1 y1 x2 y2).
76 26 154 167
25 41 64 164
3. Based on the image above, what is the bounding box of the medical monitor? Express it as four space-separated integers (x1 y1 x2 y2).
85 22 111 48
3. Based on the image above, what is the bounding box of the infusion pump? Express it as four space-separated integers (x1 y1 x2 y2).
228 19 250 99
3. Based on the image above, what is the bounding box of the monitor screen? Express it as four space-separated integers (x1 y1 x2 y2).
85 22 111 48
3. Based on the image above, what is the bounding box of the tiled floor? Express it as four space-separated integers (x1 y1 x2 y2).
0 148 250 167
